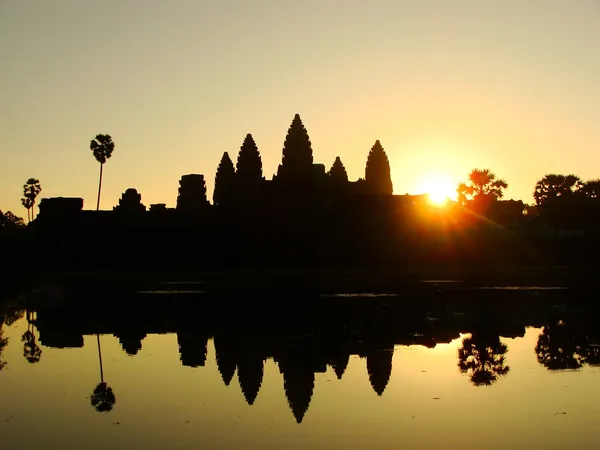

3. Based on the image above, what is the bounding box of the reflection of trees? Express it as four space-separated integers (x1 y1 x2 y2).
458 332 510 386
0 307 24 371
21 310 42 363
91 382 116 412
0 329 7 371
91 334 116 412
535 320 586 370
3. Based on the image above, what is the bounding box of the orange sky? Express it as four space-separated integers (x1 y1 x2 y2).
2 1 599 216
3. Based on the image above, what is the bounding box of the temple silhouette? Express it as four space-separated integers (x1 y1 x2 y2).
30 114 462 268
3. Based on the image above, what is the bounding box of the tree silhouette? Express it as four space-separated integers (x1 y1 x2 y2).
22 178 42 221
457 169 507 206
91 334 116 412
276 114 314 184
328 157 348 184
91 382 116 412
21 312 42 363
0 330 8 371
365 140 393 195
458 332 510 386
90 134 115 211
0 210 25 228
21 198 33 223
213 152 236 207
114 188 146 213
580 179 600 199
535 319 586 370
236 134 263 183
534 174 583 207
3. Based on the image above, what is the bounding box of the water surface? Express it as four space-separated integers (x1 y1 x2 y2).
1 287 599 450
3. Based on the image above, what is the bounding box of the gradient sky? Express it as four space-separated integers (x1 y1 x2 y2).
1 0 599 214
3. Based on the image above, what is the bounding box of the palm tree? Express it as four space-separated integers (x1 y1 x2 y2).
22 178 42 221
91 334 116 412
21 197 33 223
457 169 508 206
90 134 115 211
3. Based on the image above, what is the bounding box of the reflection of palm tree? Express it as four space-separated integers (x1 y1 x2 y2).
91 334 116 412
535 320 586 370
458 333 510 386
91 382 116 412
21 311 42 363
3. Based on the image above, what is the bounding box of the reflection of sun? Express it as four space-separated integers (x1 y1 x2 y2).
417 176 456 206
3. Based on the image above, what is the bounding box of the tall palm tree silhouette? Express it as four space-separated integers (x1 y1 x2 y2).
90 334 116 412
90 134 115 211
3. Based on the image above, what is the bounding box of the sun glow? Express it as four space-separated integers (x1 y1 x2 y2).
417 176 456 206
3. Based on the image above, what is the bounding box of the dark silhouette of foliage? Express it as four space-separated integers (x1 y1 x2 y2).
0 330 7 371
458 332 510 386
457 169 507 206
0 210 25 228
535 319 585 370
236 134 263 183
328 157 348 184
91 382 116 412
90 134 115 211
22 315 42 364
22 178 42 222
365 140 393 195
366 349 393 396
213 152 236 207
276 114 314 184
21 198 33 223
580 179 600 199
534 174 583 207
91 334 115 412
114 188 146 213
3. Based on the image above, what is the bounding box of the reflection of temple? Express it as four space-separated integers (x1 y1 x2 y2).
29 286 600 423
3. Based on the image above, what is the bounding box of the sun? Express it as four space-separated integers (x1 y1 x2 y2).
417 176 456 206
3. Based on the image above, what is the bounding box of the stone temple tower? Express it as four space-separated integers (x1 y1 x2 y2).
176 174 209 213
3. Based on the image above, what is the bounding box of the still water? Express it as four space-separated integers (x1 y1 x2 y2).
1 286 600 449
